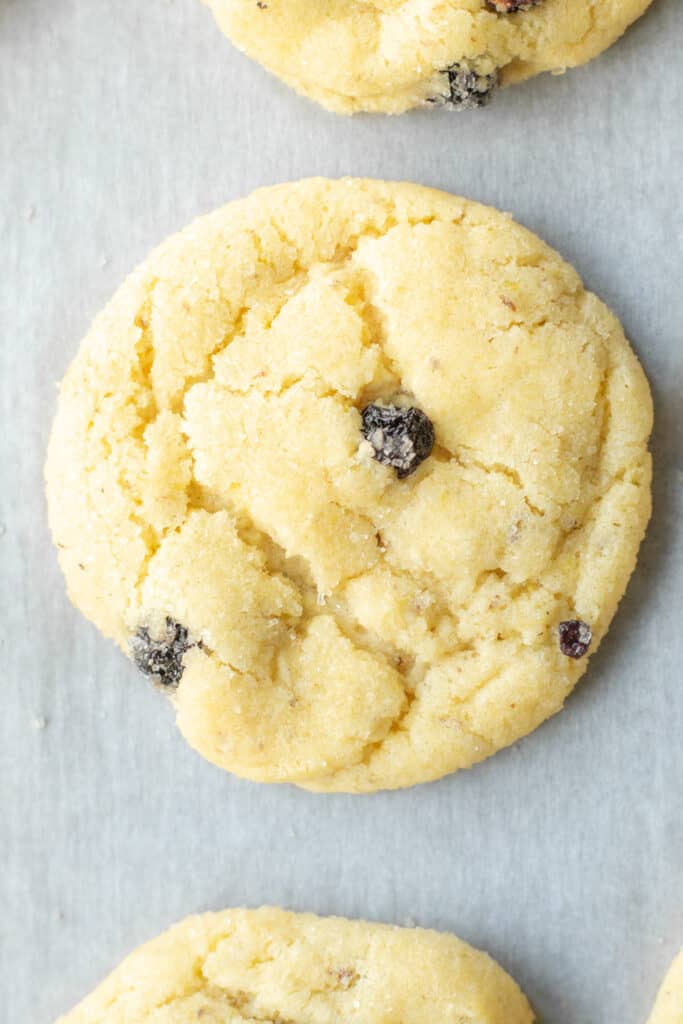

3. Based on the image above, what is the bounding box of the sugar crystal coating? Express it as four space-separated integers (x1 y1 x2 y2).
55 907 535 1024
203 0 654 114
45 179 653 792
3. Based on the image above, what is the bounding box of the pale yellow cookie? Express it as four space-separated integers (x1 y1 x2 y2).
56 907 534 1023
46 179 652 792
201 0 654 114
649 948 683 1024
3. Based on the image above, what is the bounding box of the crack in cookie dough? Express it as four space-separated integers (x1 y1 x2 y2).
46 179 653 792
201 0 654 114
55 907 535 1024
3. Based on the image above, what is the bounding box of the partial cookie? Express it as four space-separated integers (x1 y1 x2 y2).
201 0 654 114
648 948 683 1024
46 179 653 792
56 906 534 1023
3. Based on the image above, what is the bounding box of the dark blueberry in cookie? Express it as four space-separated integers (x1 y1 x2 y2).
429 63 499 109
558 619 592 659
486 0 542 12
361 404 435 479
130 618 195 688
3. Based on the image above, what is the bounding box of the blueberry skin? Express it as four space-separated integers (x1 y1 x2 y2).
361 404 435 479
130 618 195 688
558 619 593 659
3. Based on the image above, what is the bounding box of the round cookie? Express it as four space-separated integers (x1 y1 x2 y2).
648 948 683 1024
56 906 534 1023
200 0 654 114
46 178 653 793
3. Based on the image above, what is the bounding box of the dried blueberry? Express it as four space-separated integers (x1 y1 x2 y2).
486 0 541 11
429 63 499 110
558 619 592 659
361 404 435 479
130 618 195 688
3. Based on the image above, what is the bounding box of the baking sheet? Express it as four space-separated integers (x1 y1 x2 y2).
1 1 682 1020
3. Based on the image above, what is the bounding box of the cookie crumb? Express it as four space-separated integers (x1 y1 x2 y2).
361 404 435 478
558 619 592 658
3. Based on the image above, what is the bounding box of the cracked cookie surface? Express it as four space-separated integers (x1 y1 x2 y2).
56 906 534 1023
45 178 652 792
201 0 653 114
648 948 683 1024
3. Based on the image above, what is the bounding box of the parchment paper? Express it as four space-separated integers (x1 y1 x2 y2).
1 1 681 1020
